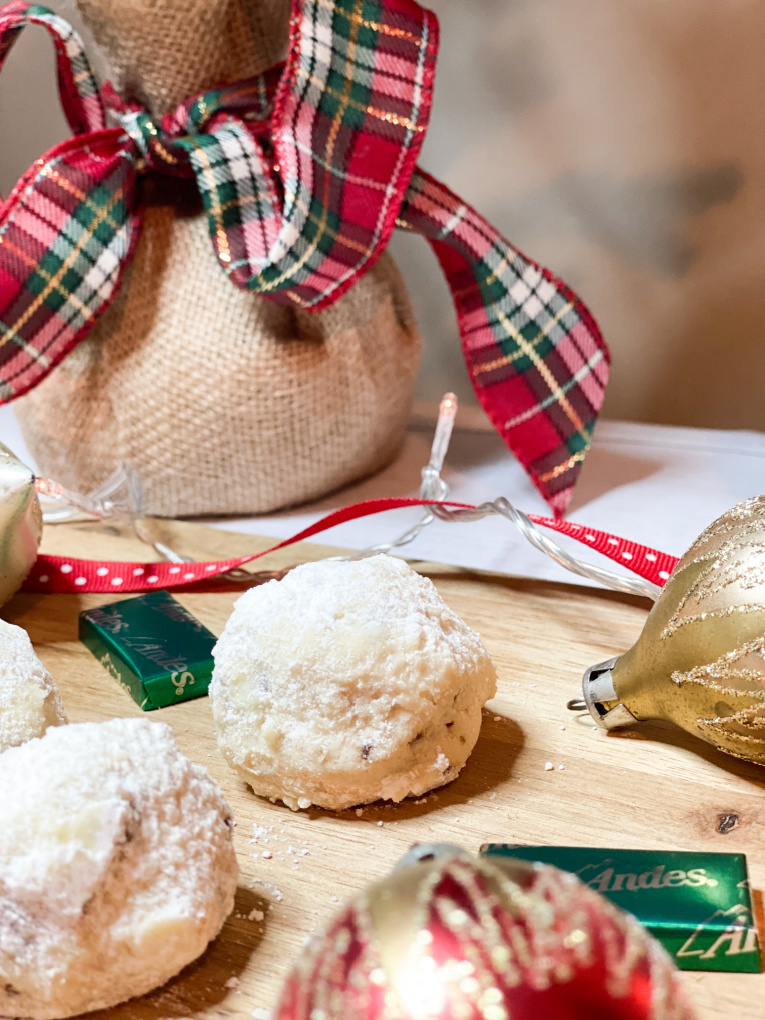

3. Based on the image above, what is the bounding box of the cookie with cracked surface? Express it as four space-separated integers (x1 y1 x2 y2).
0 717 238 1018
0 619 66 754
210 554 497 811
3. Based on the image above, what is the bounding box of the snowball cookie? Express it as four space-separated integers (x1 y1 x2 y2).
0 717 238 1019
0 618 66 754
210 554 498 811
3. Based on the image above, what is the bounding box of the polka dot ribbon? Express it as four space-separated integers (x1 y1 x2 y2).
20 498 679 596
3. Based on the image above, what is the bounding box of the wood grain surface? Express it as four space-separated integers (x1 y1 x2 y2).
4 517 764 1020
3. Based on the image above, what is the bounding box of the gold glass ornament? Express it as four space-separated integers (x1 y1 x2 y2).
0 441 41 608
576 495 765 764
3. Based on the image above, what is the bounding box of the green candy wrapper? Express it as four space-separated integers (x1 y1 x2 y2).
481 845 761 973
79 591 216 711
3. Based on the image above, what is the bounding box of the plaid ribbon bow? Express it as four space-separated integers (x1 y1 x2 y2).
0 0 609 515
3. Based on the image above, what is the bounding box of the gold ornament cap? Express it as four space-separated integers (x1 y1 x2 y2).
0 442 42 608
576 495 765 765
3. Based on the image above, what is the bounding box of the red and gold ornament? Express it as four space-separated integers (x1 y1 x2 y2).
274 849 694 1020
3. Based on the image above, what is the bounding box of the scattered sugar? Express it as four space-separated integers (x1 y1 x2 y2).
250 824 273 844
225 975 241 989
544 762 554 771
250 878 284 902
248 908 265 922
559 725 566 731
262 850 272 859
558 764 565 770
252 1009 272 1020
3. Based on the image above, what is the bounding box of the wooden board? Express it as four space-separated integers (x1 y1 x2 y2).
4 517 765 1020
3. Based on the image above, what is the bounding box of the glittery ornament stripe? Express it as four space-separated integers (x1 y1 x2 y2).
0 0 609 516
19 496 678 595
275 855 695 1020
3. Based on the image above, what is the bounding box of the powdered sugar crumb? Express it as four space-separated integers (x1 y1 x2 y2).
249 823 273 844
250 878 284 902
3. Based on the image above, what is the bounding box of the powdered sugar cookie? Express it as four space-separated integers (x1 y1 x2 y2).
0 619 66 754
0 717 238 1019
210 554 497 810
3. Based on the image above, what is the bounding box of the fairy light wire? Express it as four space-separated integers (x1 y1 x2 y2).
33 391 660 599
352 393 660 601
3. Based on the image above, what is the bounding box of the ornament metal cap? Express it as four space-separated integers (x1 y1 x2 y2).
574 655 638 730
0 441 42 608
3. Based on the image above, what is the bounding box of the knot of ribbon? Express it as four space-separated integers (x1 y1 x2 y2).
0 0 609 515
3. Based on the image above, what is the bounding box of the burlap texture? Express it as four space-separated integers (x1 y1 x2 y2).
15 0 422 516
74 0 292 117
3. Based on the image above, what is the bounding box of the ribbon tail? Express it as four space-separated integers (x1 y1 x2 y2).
399 167 610 518
0 3 105 135
0 2 143 404
0 130 142 404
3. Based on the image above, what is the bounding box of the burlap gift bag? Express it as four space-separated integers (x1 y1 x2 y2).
13 0 422 517
0 0 610 519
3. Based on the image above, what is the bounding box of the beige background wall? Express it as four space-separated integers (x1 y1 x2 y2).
1 0 764 428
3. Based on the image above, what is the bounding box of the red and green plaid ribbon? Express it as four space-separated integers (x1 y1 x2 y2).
0 0 609 516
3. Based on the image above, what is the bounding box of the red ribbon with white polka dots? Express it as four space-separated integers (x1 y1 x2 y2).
21 498 679 596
